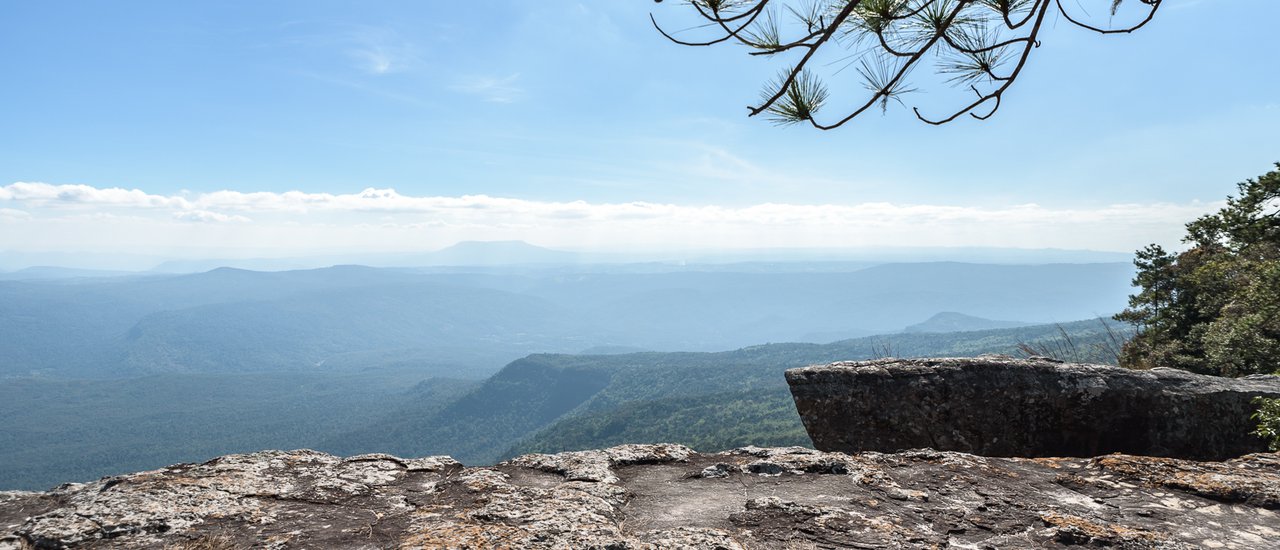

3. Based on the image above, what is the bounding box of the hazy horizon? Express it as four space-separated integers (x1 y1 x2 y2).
0 238 1138 273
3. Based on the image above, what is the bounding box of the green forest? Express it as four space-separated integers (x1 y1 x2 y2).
1 317 1126 489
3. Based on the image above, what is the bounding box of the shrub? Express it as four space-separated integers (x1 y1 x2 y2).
1253 397 1280 452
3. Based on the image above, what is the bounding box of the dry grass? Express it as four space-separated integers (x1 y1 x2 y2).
164 533 239 550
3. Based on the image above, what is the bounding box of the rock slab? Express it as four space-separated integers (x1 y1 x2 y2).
787 356 1280 460
3 445 1280 548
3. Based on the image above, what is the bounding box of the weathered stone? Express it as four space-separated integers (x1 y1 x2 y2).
505 443 693 484
2 445 1279 548
786 356 1280 460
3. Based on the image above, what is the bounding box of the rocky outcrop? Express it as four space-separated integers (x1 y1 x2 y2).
3 445 1280 548
786 356 1280 460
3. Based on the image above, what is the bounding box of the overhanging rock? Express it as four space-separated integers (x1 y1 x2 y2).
786 356 1280 460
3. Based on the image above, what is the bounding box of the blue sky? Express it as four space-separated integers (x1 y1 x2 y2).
1 1 1277 258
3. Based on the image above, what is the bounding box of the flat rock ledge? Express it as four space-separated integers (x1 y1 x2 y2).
3 445 1280 549
787 356 1280 460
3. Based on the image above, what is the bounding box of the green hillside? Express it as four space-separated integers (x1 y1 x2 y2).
507 388 812 457
325 318 1132 465
0 316 1129 490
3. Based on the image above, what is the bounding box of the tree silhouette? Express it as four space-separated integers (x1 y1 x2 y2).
652 0 1160 128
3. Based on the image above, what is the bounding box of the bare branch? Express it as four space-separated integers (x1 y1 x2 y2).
1058 0 1162 34
652 0 1163 128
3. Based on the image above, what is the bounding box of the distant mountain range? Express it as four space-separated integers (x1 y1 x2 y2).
0 257 1139 490
0 241 1134 274
422 240 582 265
145 241 584 273
0 261 1135 379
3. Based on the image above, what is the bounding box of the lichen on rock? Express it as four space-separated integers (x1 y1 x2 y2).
2 445 1278 548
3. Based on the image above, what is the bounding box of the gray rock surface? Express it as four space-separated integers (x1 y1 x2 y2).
2 444 1279 548
787 356 1280 460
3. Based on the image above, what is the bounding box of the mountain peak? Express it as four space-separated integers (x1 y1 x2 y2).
902 311 1032 333
428 240 577 266
441 240 547 251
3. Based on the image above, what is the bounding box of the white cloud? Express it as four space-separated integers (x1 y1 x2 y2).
0 181 1223 254
0 208 30 221
173 210 251 223
452 73 524 103
0 182 190 208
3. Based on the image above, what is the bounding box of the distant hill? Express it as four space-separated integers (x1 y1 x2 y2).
422 241 580 266
322 318 1133 465
0 261 1134 378
902 312 1034 333
149 258 323 273
118 281 580 376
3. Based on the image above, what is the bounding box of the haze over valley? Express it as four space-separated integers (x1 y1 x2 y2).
0 242 1135 489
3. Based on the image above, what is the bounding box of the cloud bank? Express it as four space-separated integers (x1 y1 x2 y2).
0 181 1218 256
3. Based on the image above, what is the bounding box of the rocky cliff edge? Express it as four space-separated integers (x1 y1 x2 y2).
788 357 1280 460
3 444 1279 549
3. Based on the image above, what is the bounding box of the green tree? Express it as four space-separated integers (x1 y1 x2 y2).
1254 397 1280 452
653 0 1161 128
1116 165 1280 377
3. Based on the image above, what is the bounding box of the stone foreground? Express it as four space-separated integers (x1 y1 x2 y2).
2 445 1279 549
787 356 1280 460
